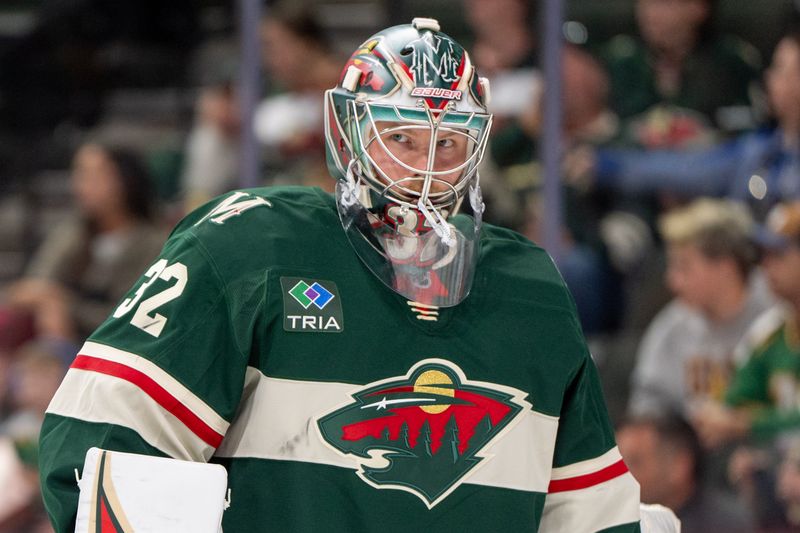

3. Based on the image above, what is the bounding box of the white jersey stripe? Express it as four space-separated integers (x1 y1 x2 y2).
215 367 560 493
79 341 229 436
216 369 356 468
550 446 624 480
540 472 641 532
47 369 215 461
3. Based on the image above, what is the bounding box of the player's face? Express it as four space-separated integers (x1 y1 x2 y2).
366 121 469 195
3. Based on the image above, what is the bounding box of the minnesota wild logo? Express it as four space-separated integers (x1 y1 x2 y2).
407 32 461 86
316 359 530 508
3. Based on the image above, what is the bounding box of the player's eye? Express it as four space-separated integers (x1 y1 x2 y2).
437 137 455 148
389 133 410 144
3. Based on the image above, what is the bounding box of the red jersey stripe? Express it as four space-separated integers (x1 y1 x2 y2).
547 459 629 493
71 355 224 448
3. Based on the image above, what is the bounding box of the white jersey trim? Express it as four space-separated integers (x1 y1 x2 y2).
78 341 229 436
540 472 641 532
47 369 215 461
550 446 624 480
214 366 560 493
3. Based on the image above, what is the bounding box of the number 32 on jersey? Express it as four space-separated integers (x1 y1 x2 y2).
113 258 188 337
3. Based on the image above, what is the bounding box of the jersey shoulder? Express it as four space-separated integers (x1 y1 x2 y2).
166 186 340 273
478 222 575 313
174 186 335 238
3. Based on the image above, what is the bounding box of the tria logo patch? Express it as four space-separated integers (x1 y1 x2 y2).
316 359 530 508
281 277 343 333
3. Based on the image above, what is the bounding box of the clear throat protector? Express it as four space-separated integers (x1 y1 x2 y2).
335 99 488 307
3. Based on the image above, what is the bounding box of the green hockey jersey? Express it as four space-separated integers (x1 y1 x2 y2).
39 187 640 532
725 306 800 440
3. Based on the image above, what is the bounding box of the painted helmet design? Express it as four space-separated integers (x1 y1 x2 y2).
324 18 493 307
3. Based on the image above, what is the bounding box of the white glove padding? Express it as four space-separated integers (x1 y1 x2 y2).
639 503 681 533
75 447 229 533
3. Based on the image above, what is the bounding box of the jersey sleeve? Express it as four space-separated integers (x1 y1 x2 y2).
39 230 260 532
540 354 641 532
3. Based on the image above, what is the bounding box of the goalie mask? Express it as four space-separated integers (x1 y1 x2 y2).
324 18 493 307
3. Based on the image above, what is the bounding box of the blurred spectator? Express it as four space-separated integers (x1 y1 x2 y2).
0 436 39 532
692 201 800 449
491 44 619 171
1 341 66 460
182 1 341 209
778 439 800 530
0 0 198 132
0 309 35 359
617 414 755 532
254 2 341 188
486 45 632 335
628 198 772 418
464 0 536 74
182 82 241 210
720 441 800 532
602 0 761 148
590 31 800 219
462 0 540 122
3 142 166 348
0 310 35 426
0 341 66 532
0 0 200 192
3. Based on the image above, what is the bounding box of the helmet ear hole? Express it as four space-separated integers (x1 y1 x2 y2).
400 47 413 56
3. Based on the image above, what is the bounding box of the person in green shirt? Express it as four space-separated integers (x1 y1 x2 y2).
602 0 762 148
693 201 800 447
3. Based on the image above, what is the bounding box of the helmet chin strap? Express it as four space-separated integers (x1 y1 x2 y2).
469 181 485 222
340 160 362 208
416 197 455 247
348 155 457 247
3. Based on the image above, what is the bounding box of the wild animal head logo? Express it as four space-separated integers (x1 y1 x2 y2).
316 359 530 507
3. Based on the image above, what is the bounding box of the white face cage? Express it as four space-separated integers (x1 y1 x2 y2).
324 84 492 306
325 91 492 245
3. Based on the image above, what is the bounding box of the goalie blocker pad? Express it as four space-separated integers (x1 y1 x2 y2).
75 448 228 533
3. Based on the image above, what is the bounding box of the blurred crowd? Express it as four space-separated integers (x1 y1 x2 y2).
1 0 800 531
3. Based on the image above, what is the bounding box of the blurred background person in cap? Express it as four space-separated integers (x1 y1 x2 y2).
692 200 800 448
